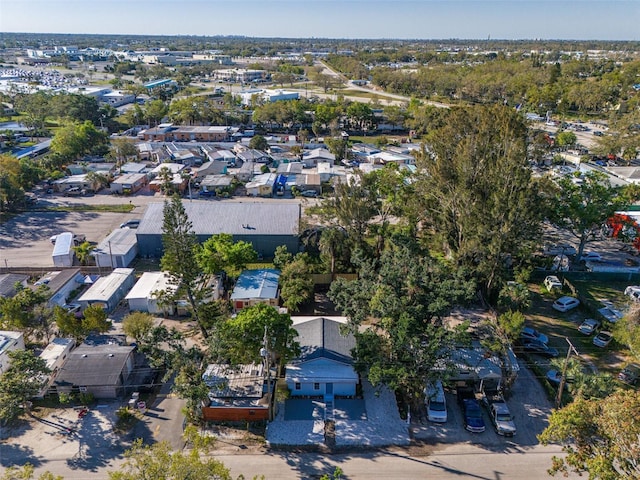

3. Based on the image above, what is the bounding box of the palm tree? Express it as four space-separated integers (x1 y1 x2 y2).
319 227 347 276
73 241 95 266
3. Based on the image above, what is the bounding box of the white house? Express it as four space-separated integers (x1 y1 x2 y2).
125 271 176 315
285 317 358 400
77 268 136 312
91 228 138 268
37 337 75 397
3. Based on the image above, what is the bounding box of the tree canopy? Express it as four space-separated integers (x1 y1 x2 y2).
0 350 50 424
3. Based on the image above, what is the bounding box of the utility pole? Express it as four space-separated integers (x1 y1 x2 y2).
556 337 579 409
260 326 274 421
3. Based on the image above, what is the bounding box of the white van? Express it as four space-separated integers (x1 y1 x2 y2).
425 380 447 423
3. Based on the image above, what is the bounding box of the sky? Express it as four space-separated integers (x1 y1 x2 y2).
0 0 639 41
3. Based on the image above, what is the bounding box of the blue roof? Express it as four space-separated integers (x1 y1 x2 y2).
230 269 280 300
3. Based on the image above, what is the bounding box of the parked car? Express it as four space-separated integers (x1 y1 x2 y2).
425 380 447 423
50 233 86 245
544 275 563 291
488 402 516 437
120 219 141 229
546 369 562 385
458 395 485 433
552 296 580 312
578 318 601 335
520 327 549 345
624 286 640 302
618 364 640 385
300 190 318 198
578 251 602 262
543 243 577 256
598 303 624 323
63 187 86 197
522 340 559 358
199 189 216 198
593 331 613 348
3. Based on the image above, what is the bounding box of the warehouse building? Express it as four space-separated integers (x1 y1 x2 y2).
135 202 300 258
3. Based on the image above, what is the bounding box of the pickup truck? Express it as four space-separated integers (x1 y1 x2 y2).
480 388 516 437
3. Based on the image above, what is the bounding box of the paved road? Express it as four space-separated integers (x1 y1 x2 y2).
28 443 577 480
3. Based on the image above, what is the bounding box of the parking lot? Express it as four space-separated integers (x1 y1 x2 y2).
412 358 552 447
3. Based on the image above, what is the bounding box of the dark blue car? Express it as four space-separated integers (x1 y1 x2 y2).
462 399 486 433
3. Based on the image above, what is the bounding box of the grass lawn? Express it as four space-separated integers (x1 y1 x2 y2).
526 278 631 375
36 204 136 213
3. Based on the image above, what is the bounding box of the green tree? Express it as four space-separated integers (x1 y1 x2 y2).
279 255 314 313
613 304 640 359
272 244 294 270
109 439 232 480
72 240 95 266
0 154 26 212
329 236 475 411
210 304 299 367
50 121 109 162
14 91 50 135
0 350 50 424
556 130 577 147
552 170 626 259
160 195 207 338
414 104 544 299
538 390 640 479
0 463 62 480
81 304 112 334
53 305 84 342
122 311 155 343
0 285 49 337
249 134 269 151
144 99 168 127
196 233 257 278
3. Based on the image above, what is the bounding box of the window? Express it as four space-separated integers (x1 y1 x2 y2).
295 383 301 390
314 383 320 390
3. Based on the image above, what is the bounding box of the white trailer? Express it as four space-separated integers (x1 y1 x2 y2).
52 232 76 267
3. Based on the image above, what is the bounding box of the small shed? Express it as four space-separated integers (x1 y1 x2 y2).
125 271 176 315
230 269 280 311
201 363 269 422
77 268 135 312
52 232 75 268
92 228 138 268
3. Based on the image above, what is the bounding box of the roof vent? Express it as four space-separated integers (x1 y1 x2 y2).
108 353 114 357
82 354 88 358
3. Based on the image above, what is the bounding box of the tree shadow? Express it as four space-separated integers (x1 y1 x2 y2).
0 443 43 468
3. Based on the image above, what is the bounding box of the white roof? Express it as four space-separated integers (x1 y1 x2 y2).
286 357 358 383
125 272 176 300
78 268 134 303
52 232 73 256
39 338 75 369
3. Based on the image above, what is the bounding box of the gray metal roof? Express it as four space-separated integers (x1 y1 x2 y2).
137 201 300 236
77 268 134 303
0 274 29 298
293 317 356 364
92 228 138 256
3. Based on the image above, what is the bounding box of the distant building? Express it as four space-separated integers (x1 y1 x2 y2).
110 173 148 195
139 123 238 142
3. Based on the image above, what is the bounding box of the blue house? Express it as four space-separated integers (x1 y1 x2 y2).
230 269 280 311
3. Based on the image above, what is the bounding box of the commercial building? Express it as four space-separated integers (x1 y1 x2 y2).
136 202 300 258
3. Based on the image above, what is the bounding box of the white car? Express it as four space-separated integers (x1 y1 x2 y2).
598 301 624 323
578 318 600 335
624 286 640 302
544 275 562 291
593 331 613 348
552 296 580 312
520 327 549 345
578 252 602 262
543 243 577 256
425 380 447 423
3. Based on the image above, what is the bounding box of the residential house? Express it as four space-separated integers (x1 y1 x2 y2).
110 173 148 195
236 148 271 164
91 229 138 268
230 269 280 311
201 363 269 422
199 174 233 195
0 273 29 298
196 161 227 177
200 145 237 167
302 148 335 168
285 317 358 400
245 173 276 197
77 268 135 312
53 335 135 399
37 337 75 397
0 330 25 374
125 271 176 315
36 268 84 307
120 162 148 174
